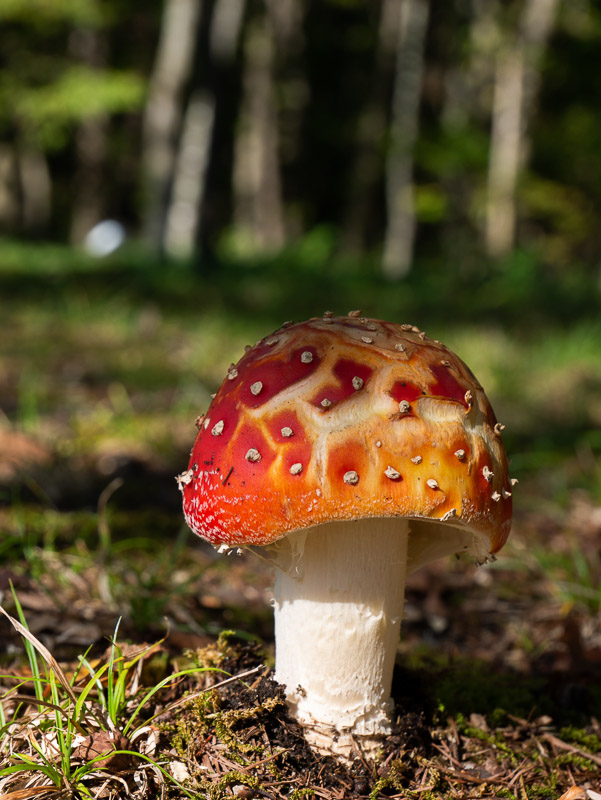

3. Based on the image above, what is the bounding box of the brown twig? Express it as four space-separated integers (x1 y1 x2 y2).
543 732 601 766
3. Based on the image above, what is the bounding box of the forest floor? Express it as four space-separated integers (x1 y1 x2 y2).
1 496 601 799
1 242 601 798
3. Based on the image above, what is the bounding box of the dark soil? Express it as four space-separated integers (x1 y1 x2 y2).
152 638 601 799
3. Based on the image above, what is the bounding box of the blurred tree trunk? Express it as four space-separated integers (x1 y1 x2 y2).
232 0 285 253
0 142 50 236
17 145 51 233
142 0 202 256
164 1 246 258
485 0 560 258
69 29 110 244
163 89 214 258
382 0 430 280
0 146 19 231
70 116 109 243
340 0 398 256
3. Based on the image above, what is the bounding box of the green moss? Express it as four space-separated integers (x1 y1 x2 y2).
454 714 519 767
553 752 596 770
166 689 283 796
413 793 451 800
559 725 601 752
369 758 413 799
167 693 219 759
183 772 262 800
186 630 237 672
492 789 517 799
211 772 261 798
527 777 559 798
432 660 548 720
212 696 284 757
166 656 287 767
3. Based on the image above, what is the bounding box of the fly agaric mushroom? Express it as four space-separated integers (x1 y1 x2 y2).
179 313 513 759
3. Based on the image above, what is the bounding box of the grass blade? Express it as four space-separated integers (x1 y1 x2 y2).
0 605 77 705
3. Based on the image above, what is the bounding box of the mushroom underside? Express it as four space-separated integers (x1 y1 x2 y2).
266 516 492 760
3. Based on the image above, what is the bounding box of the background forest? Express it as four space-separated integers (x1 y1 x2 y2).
2 0 601 275
2 1 601 798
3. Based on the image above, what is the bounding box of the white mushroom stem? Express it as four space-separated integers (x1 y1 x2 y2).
271 518 409 760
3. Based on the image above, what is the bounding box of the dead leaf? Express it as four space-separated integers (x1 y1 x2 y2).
71 731 134 770
0 788 58 799
556 788 588 800
0 428 51 482
130 724 159 757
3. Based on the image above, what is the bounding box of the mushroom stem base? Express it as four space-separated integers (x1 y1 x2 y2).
271 517 409 760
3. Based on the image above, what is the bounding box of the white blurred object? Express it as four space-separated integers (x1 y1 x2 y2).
84 220 126 256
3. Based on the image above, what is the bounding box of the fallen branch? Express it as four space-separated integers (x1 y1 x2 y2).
543 733 601 767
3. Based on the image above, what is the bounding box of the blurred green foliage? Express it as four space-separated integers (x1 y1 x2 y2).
14 67 144 150
1 0 601 270
0 0 104 25
0 0 145 148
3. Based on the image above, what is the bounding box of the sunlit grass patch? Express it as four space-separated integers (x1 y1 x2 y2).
0 597 280 800
6 309 601 503
1 240 600 504
448 320 601 428
0 503 274 650
1 294 272 482
446 320 601 504
0 591 227 800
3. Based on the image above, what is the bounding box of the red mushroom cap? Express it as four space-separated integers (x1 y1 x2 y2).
180 314 512 551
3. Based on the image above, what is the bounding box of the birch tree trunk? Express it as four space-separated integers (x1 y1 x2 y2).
142 0 202 255
163 90 214 258
382 0 430 280
485 0 560 258
164 0 246 258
